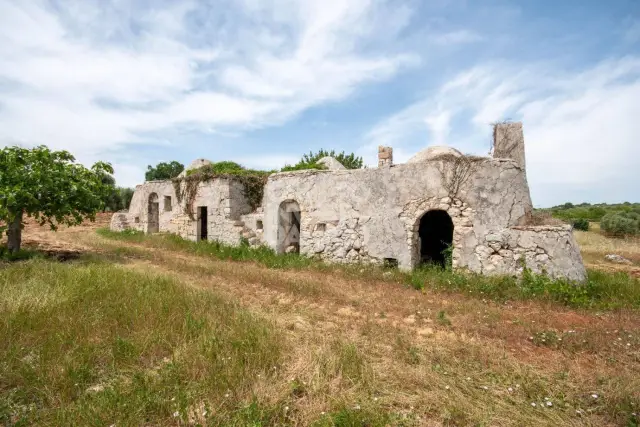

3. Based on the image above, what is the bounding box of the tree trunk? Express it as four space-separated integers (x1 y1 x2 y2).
7 211 23 253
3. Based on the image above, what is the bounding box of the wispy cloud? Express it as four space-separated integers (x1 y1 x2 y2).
428 29 483 45
364 57 640 206
1 0 637 204
0 0 416 179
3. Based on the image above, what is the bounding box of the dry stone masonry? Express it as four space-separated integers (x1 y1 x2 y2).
112 122 587 281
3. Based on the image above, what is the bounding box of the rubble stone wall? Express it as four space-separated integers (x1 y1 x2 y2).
474 226 587 281
262 157 538 272
110 178 248 246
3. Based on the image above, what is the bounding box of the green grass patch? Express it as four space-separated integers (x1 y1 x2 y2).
97 229 640 310
408 264 640 310
97 228 315 269
0 259 282 426
0 246 42 262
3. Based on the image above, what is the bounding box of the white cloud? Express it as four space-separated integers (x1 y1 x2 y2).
0 0 415 184
364 57 640 206
428 29 483 45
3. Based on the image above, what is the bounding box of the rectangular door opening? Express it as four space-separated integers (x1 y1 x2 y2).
197 206 208 241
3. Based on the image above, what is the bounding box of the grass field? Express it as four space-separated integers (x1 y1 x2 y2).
1 216 639 426
575 222 640 277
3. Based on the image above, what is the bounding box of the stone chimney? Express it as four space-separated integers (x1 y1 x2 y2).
492 122 526 170
493 121 533 220
378 146 393 167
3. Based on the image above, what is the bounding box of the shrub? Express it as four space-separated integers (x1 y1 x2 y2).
572 218 589 231
281 149 364 171
600 212 640 237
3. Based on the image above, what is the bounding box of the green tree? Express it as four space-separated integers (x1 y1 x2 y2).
145 161 184 181
0 145 114 253
600 212 640 237
281 149 364 171
98 169 134 212
119 187 135 210
98 171 119 212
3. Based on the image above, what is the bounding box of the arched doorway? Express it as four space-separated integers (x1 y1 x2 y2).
417 210 453 268
148 193 159 234
277 200 301 254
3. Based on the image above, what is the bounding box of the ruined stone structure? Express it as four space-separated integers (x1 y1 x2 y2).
112 122 586 281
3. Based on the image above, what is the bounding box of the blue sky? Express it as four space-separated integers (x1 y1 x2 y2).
0 0 638 207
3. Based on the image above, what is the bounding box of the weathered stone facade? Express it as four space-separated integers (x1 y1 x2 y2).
112 122 587 281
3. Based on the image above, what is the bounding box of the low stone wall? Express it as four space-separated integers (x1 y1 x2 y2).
474 225 586 281
110 213 132 232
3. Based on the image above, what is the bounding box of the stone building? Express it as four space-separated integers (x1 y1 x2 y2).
112 122 586 281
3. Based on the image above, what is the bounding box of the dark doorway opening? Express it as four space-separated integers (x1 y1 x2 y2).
418 210 454 268
198 206 208 241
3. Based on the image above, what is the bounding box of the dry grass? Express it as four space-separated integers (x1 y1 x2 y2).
2 217 640 426
575 222 640 277
522 211 566 226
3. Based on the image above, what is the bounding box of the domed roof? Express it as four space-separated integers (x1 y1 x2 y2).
178 159 213 177
407 146 463 164
317 156 346 170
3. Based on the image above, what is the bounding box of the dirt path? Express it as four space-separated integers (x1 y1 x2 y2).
15 218 640 426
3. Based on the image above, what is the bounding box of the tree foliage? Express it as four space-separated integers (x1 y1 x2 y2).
546 202 640 223
600 212 640 237
0 145 114 252
571 218 589 231
145 161 185 181
93 170 134 212
103 187 135 212
281 149 364 171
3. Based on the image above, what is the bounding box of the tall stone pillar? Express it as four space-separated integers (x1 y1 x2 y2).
493 121 533 221
492 122 526 170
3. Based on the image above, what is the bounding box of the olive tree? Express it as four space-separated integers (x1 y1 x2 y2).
0 145 114 252
145 161 184 181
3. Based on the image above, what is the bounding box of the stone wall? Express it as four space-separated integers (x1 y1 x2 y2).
262 156 534 271
111 178 250 246
474 225 587 281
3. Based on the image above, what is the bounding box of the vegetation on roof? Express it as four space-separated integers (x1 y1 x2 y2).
171 150 364 218
280 149 364 171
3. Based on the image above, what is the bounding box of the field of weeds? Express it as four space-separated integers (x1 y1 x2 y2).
1 216 639 426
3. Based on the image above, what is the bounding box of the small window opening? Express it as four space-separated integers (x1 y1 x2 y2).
316 223 326 232
256 220 263 230
383 258 398 269
164 196 172 212
134 217 140 224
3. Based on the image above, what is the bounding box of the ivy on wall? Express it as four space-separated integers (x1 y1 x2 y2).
169 150 363 220
172 163 270 220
